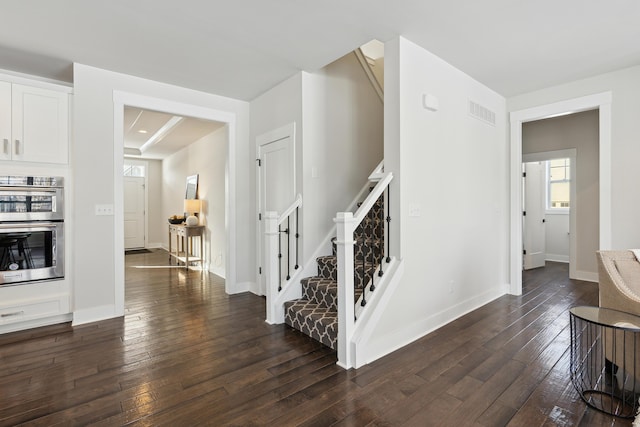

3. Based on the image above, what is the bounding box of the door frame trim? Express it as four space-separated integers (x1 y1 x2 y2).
255 122 296 296
510 92 611 295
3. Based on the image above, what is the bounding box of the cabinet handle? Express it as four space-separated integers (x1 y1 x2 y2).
15 139 20 155
1 311 24 318
2 138 7 154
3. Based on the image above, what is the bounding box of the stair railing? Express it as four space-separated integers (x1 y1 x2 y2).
264 194 302 323
335 172 392 368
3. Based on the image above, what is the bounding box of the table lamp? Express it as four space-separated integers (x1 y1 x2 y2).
184 199 201 226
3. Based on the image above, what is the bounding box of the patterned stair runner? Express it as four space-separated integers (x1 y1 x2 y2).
284 193 384 350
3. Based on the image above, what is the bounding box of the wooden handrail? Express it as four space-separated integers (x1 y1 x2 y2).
353 172 392 226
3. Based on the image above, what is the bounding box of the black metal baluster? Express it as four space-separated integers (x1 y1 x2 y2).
294 207 299 270
277 224 282 291
386 186 391 263
378 193 384 278
360 238 367 307
286 217 291 280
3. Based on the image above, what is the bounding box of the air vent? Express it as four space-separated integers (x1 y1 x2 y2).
469 100 496 126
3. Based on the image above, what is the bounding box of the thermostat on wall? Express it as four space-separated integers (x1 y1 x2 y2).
422 93 439 112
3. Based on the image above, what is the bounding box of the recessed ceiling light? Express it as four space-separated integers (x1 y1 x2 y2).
138 129 148 134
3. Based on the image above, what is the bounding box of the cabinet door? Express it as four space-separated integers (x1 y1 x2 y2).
11 84 69 164
0 81 10 161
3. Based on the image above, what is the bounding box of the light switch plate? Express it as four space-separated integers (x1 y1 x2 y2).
95 204 114 216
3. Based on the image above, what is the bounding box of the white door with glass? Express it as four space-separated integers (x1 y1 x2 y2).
124 176 146 249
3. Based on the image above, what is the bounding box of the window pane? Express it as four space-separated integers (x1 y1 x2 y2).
123 164 145 177
549 166 566 181
550 181 570 208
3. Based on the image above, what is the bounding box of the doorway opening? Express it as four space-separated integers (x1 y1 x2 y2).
522 151 576 278
509 92 612 295
113 91 238 316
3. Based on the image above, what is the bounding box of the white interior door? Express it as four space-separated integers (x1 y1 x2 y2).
523 162 546 270
258 128 295 295
124 176 145 249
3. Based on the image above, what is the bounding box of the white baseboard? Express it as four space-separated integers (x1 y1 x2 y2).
360 284 506 367
574 270 598 283
229 281 252 295
546 254 569 263
209 265 226 279
146 243 163 249
72 304 119 326
0 313 72 334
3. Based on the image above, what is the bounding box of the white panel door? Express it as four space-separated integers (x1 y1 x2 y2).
124 176 145 250
11 84 68 164
258 132 295 295
523 162 546 270
0 81 10 161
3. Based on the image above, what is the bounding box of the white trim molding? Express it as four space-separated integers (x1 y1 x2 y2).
112 91 238 309
510 92 612 295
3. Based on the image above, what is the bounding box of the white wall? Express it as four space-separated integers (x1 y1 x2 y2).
73 63 250 324
162 126 228 277
301 53 384 262
508 65 640 250
368 37 509 359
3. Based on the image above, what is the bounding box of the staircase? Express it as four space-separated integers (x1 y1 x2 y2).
284 192 384 349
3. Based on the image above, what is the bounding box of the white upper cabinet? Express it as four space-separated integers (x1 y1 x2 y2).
0 82 69 164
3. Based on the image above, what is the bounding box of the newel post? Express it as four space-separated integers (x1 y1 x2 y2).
334 212 356 369
264 211 280 324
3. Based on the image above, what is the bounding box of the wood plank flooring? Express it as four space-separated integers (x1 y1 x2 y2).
0 252 634 426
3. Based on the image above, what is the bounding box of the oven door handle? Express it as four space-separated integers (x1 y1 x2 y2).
0 187 60 194
0 222 61 231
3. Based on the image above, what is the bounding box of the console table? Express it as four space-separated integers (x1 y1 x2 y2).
168 224 204 269
569 306 640 418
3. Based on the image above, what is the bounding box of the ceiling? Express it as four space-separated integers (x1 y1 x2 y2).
123 107 225 159
0 1 638 101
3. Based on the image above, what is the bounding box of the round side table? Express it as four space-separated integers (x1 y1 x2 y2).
569 306 640 418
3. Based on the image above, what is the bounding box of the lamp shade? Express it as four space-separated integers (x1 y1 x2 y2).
184 199 201 226
184 199 201 215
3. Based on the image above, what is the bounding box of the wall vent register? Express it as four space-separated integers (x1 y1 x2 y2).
468 100 496 126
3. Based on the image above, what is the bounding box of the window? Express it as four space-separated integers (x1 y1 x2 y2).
123 163 146 177
547 158 570 210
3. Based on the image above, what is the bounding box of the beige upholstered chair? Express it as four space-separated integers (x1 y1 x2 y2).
597 250 640 316
596 250 640 392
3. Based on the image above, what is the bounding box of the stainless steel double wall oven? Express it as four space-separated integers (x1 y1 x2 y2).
0 176 64 285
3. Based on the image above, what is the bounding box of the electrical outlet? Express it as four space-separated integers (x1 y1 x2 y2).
95 204 114 216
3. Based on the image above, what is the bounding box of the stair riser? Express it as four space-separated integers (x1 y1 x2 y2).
317 257 376 289
301 279 337 309
332 239 383 263
284 301 337 350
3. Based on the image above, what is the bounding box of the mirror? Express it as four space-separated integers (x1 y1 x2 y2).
185 174 199 199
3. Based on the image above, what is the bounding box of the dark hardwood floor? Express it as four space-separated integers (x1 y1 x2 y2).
0 253 633 426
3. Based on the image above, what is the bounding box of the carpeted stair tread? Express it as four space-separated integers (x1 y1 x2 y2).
284 300 337 349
